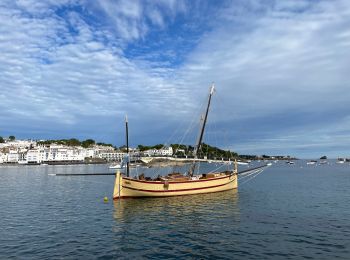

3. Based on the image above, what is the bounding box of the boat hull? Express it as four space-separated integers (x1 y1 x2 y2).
113 172 237 199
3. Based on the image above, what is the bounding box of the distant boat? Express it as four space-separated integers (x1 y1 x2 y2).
109 163 123 169
286 161 295 165
319 160 328 165
306 160 317 165
237 161 249 165
336 158 345 164
113 85 241 199
267 162 272 166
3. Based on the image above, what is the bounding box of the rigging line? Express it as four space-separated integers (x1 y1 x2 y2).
163 117 186 145
169 93 210 173
177 91 208 146
214 90 236 158
54 173 115 176
185 89 211 147
207 163 227 173
178 100 206 147
65 177 111 186
178 89 208 148
238 165 268 178
240 169 265 185
160 112 190 152
240 170 263 185
238 167 265 177
210 94 221 161
238 169 262 180
238 170 262 182
178 118 197 148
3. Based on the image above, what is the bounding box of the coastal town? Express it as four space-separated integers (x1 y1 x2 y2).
0 137 173 165
0 136 297 165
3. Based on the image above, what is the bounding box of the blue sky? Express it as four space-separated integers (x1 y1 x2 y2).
1 0 350 158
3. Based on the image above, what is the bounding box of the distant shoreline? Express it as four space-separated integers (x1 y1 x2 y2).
6 157 338 167
0 161 107 166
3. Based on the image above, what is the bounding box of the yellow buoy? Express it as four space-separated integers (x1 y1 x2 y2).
103 196 109 202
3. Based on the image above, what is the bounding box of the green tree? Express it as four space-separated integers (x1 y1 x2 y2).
66 138 81 146
0 136 4 143
153 144 163 150
137 145 148 151
82 139 95 148
9 135 15 141
174 150 185 157
119 145 128 152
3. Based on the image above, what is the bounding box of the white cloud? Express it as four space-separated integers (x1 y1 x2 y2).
169 0 350 157
0 1 192 130
89 0 187 42
180 1 349 111
1 0 349 157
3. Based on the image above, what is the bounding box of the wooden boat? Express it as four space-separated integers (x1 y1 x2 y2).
113 84 238 199
113 170 237 199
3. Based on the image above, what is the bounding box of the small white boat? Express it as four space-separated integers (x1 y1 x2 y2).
267 162 272 166
306 160 317 165
109 164 123 169
286 161 295 165
237 161 249 165
336 158 345 164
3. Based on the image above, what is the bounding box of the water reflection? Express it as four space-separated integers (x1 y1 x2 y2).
113 189 240 223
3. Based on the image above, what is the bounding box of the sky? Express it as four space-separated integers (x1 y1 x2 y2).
0 0 350 158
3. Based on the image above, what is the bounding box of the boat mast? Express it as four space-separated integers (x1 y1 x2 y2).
189 84 215 176
125 115 130 177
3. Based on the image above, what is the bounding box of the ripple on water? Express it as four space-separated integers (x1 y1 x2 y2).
1 163 350 259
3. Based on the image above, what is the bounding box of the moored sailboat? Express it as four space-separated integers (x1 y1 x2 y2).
113 84 238 199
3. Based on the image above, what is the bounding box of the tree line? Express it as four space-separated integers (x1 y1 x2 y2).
137 143 239 160
0 135 114 148
0 136 16 143
2 136 289 160
37 139 113 148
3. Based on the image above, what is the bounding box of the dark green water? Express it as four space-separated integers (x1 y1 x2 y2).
1 161 349 259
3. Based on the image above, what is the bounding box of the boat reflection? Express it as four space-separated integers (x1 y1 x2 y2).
113 189 240 223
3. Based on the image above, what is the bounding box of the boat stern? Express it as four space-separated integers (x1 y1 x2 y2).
113 170 123 199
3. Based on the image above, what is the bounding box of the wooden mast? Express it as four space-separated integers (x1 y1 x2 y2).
125 115 130 177
189 84 215 176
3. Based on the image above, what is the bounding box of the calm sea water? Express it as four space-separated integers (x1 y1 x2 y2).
1 161 350 259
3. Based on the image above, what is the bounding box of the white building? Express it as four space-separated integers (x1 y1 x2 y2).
143 147 173 157
82 148 96 158
7 150 19 163
2 140 36 149
99 151 126 162
0 140 118 164
26 149 40 163
0 152 6 163
160 146 173 156
40 145 85 162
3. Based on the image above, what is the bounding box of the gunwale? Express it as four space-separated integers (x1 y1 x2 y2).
122 173 231 184
121 177 236 193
